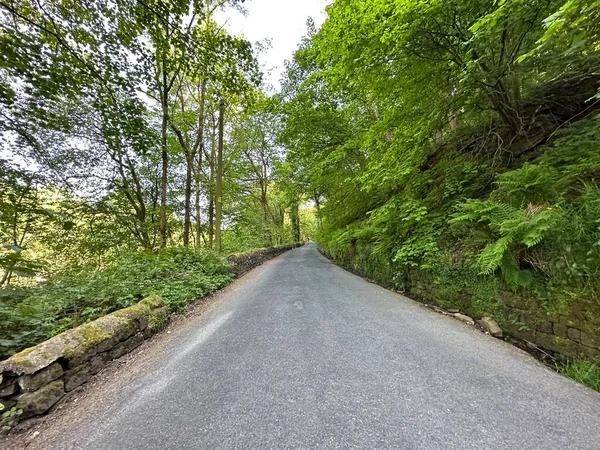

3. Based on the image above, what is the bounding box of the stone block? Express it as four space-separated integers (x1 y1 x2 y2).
579 344 600 359
570 303 586 321
476 317 503 338
0 380 17 398
109 333 144 360
500 321 520 336
18 362 63 393
508 326 536 343
0 338 70 376
453 313 475 326
138 295 166 310
63 364 93 392
88 352 110 375
536 321 553 334
553 322 568 338
558 316 576 326
62 314 141 368
17 380 64 416
533 332 564 353
147 307 170 333
112 304 150 332
519 313 537 330
580 332 600 350
567 328 581 343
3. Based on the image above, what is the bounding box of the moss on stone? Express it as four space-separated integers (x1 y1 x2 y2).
16 380 65 416
62 325 111 361
112 304 150 332
75 325 111 348
18 362 63 393
147 307 169 332
113 304 148 321
3 299 165 376
6 347 38 370
139 295 165 310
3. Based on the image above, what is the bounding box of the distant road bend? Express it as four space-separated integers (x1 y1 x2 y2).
45 243 600 449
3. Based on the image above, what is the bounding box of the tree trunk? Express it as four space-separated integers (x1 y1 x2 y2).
291 198 300 242
260 184 272 245
0 269 12 288
183 152 193 247
208 123 216 249
159 59 169 249
215 100 225 252
314 190 322 228
195 80 206 249
194 173 201 248
138 211 153 250
208 197 214 248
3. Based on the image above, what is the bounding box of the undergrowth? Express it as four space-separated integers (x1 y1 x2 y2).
318 114 600 319
0 247 232 359
317 115 600 387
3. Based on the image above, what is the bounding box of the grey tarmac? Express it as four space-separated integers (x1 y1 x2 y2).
40 243 600 449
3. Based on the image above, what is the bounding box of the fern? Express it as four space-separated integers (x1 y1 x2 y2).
453 197 561 287
478 235 513 275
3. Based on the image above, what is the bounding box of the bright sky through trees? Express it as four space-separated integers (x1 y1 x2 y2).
216 0 331 89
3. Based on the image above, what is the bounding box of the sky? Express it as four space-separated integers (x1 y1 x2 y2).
216 0 331 91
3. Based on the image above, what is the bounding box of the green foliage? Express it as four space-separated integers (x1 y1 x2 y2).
452 200 558 283
0 0 300 367
412 252 502 319
527 0 600 70
558 359 600 392
1 406 23 434
453 116 600 296
0 248 232 359
1 0 599 391
0 0 300 366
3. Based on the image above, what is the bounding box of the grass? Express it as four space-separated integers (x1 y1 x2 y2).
557 360 600 392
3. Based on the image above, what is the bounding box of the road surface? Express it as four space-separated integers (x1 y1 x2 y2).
42 243 600 449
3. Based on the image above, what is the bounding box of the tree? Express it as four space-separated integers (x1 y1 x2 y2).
1 0 260 255
230 98 283 244
215 99 225 251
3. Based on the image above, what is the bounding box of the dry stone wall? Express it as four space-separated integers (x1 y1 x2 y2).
498 292 600 360
0 296 169 419
319 245 600 362
410 275 600 361
228 243 303 276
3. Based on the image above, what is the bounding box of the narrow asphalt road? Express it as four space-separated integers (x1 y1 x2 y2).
46 243 600 449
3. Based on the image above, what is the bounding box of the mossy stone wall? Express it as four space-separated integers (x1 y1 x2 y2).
0 296 169 420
